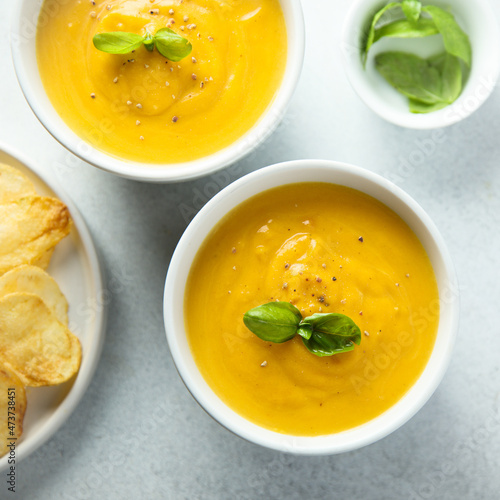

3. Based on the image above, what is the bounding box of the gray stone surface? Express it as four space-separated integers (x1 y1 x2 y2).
1 1 500 499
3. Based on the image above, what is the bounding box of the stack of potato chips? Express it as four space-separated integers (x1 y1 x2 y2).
0 164 81 457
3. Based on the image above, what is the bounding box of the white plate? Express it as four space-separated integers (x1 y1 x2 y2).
0 142 106 470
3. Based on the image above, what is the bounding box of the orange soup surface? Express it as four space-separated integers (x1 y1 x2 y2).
184 183 440 436
36 0 287 164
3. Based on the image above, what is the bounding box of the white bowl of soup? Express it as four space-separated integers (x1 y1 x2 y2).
163 159 459 454
11 0 304 182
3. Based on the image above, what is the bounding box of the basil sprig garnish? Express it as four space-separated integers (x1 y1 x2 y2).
93 28 192 61
243 302 361 357
363 0 471 113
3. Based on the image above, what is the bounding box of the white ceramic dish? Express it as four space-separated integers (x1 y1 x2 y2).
11 0 305 182
0 142 106 470
341 0 500 129
163 159 459 455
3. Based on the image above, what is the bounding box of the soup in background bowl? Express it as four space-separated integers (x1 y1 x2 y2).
12 0 304 182
163 159 459 454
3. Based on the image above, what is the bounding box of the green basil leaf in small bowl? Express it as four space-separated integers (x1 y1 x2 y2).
375 51 446 104
401 0 421 23
364 2 402 63
373 17 438 43
422 5 472 67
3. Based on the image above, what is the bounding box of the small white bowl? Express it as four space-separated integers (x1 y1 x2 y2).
341 0 500 129
163 159 459 455
10 0 304 182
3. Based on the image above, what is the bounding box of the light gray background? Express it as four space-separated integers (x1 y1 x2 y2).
2 1 500 499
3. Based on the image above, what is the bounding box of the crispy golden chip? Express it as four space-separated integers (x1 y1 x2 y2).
0 265 68 325
0 293 81 387
0 196 72 276
31 248 55 270
0 364 27 457
0 163 36 204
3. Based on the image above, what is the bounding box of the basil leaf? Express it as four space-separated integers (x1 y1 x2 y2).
243 302 301 343
154 28 192 61
93 32 145 54
438 53 462 103
375 51 446 104
373 17 438 43
143 32 155 52
364 2 402 63
408 99 448 113
300 313 362 357
401 0 421 23
427 51 447 69
302 333 356 357
408 52 461 113
422 5 471 67
297 324 312 341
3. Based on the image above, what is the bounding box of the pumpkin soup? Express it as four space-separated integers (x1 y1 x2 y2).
184 183 440 436
36 0 287 164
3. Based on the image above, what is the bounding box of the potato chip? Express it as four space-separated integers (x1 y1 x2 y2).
0 364 27 457
0 196 72 276
0 293 81 387
31 248 55 270
0 265 68 325
0 163 36 204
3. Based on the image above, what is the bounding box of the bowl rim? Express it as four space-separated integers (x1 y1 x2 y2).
340 0 500 129
163 159 460 455
10 0 305 182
